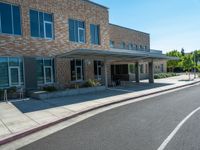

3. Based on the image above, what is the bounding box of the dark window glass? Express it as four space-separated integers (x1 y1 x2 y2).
37 58 54 84
70 59 84 81
0 2 21 35
69 19 75 42
37 59 44 84
140 64 144 73
9 57 19 66
94 61 97 75
44 13 52 22
70 60 76 81
120 42 126 49
0 2 12 34
0 57 9 87
90 24 100 45
13 6 21 35
39 12 44 38
30 10 53 39
30 10 39 37
0 57 24 88
45 22 53 38
69 19 85 43
110 40 115 48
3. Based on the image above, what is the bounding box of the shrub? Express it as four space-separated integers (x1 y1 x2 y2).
154 73 177 79
43 86 57 92
83 79 100 87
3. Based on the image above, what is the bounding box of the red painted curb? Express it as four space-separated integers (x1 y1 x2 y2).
0 80 200 146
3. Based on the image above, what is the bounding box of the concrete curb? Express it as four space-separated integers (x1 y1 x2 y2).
0 80 200 146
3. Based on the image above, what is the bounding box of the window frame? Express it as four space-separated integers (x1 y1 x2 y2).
0 57 24 88
36 58 54 85
78 27 85 43
8 66 21 87
110 40 115 48
0 2 22 36
90 24 100 45
30 9 54 40
44 20 53 39
68 19 86 44
71 59 84 82
94 60 102 80
120 42 126 49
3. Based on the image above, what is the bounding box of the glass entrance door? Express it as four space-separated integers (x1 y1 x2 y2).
9 67 20 86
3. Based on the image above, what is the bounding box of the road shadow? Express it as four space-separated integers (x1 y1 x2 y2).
12 82 172 113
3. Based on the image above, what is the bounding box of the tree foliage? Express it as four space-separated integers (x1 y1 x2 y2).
166 50 182 72
181 54 194 71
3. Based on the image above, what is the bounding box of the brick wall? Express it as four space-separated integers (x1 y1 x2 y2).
109 24 150 50
0 0 110 57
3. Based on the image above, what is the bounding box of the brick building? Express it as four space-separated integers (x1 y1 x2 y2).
0 0 175 90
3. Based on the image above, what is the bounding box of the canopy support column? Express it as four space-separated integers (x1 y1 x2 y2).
135 62 140 83
148 60 154 83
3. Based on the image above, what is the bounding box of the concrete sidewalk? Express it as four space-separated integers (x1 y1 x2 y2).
0 74 200 145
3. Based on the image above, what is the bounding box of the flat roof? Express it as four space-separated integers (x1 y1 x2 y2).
82 0 108 9
57 48 178 61
109 23 150 35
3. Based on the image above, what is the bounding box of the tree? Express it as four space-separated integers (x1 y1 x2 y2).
166 50 182 72
194 50 200 66
182 54 194 80
181 48 185 56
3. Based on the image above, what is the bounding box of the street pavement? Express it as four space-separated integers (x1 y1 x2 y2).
19 83 200 150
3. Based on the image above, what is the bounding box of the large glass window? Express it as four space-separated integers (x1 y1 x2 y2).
90 24 100 45
128 43 134 50
120 42 126 49
110 40 115 48
129 64 135 74
36 58 54 84
140 64 144 74
94 60 102 80
30 10 54 39
70 59 84 81
0 2 21 35
0 57 24 88
69 19 85 43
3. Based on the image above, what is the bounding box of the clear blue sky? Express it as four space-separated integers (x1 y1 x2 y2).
93 0 200 53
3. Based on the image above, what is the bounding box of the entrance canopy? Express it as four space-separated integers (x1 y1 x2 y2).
57 48 178 61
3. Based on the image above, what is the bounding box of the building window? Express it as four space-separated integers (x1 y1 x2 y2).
69 19 85 43
145 64 148 73
0 2 21 35
110 40 115 48
161 64 164 72
0 57 24 88
128 43 134 50
71 59 84 81
94 60 102 80
30 10 54 39
36 58 54 84
129 64 135 74
90 24 100 45
135 45 138 50
120 42 126 49
140 45 143 50
140 64 144 74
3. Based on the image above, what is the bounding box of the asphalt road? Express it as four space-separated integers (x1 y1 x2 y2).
20 84 200 150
